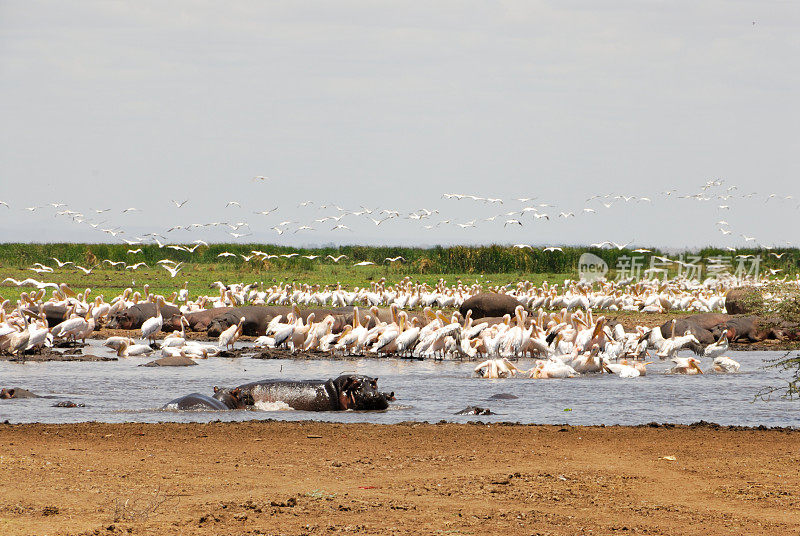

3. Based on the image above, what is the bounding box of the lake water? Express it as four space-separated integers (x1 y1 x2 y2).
1 342 798 427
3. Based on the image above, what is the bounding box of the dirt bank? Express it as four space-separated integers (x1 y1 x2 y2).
0 421 797 535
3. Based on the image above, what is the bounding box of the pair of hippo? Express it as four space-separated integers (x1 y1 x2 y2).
165 374 395 412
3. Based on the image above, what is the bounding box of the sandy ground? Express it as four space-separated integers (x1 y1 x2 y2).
0 421 798 536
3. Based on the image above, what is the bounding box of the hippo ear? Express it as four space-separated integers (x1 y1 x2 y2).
213 386 220 393
8 389 15 398
343 377 360 391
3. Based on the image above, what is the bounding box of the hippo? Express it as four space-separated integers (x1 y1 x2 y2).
162 387 252 411
455 406 494 415
659 313 731 345
234 374 394 411
163 307 234 332
488 393 518 400
722 316 795 342
724 288 762 315
106 302 181 330
23 304 70 327
52 401 85 408
459 293 529 321
140 355 197 367
0 388 40 399
206 306 291 337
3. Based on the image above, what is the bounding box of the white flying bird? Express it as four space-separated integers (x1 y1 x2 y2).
160 263 183 278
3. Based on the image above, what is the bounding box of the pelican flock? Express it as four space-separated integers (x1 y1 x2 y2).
0 275 745 380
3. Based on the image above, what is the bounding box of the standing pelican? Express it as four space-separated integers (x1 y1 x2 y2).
141 296 165 344
7 309 31 356
218 317 245 350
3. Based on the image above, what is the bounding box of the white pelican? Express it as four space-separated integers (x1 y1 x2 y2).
656 321 702 359
218 317 245 350
529 359 577 379
141 296 166 344
160 263 183 278
25 312 52 351
50 306 87 342
670 357 703 375
474 358 527 379
712 356 740 373
161 317 189 349
103 336 134 350
116 341 155 357
703 331 730 359
603 359 653 378
7 310 31 356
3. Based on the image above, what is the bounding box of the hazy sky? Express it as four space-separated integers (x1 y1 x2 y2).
1 1 798 248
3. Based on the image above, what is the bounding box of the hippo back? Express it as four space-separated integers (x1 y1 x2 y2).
162 393 230 411
107 302 181 330
459 293 528 320
237 379 341 411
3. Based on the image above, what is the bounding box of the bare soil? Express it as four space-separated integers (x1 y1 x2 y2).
0 421 798 536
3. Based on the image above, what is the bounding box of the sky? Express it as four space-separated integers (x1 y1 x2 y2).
1 1 798 249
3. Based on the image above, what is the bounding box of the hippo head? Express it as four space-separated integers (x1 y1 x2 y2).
0 388 37 399
213 386 253 409
207 317 233 337
333 375 393 411
163 314 183 332
107 311 134 330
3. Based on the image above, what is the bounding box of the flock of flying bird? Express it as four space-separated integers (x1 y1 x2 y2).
1 178 797 253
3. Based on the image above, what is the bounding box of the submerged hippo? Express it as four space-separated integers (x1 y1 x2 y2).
0 388 40 399
106 302 181 330
234 374 394 411
163 387 252 411
455 406 494 415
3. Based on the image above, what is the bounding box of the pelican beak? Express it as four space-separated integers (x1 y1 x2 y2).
61 284 76 297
